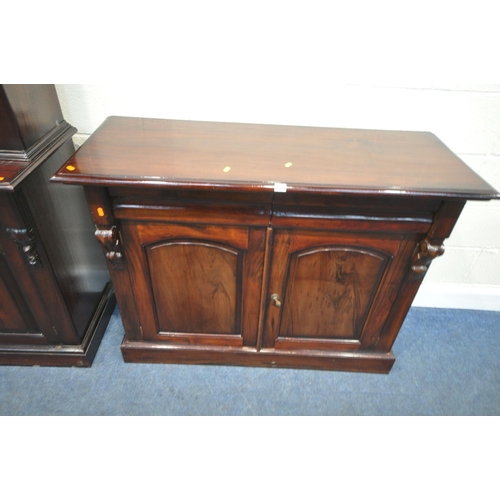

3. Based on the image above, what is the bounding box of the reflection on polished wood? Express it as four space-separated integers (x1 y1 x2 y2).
53 117 498 199
280 248 387 340
148 241 239 335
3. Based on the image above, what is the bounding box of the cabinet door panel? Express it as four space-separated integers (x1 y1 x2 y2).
0 255 38 333
280 247 388 339
0 242 58 345
263 229 415 351
148 241 240 335
0 193 71 345
121 221 266 347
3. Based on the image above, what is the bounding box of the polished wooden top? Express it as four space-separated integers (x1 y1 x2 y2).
52 116 498 199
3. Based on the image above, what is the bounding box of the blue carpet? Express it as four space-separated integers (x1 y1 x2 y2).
0 306 499 415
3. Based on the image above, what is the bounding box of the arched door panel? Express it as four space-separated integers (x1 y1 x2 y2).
147 241 241 335
280 247 388 340
263 229 414 351
120 221 266 348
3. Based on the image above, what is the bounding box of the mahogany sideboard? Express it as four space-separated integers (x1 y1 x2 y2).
0 85 115 367
52 116 499 373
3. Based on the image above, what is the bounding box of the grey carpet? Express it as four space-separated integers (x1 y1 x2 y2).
0 306 499 415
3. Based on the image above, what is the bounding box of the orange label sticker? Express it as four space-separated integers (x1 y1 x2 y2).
0 177 4 181
97 207 105 217
66 165 76 171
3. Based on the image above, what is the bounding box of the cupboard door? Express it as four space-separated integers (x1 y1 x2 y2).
0 194 73 345
121 221 266 347
0 235 59 345
262 229 417 352
0 250 41 339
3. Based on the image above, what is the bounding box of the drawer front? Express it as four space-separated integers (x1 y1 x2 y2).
110 187 273 227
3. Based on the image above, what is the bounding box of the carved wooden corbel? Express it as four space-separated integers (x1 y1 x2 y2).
95 226 124 270
6 227 43 268
410 237 445 280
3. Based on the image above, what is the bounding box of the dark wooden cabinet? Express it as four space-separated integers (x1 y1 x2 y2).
52 117 499 373
0 85 115 366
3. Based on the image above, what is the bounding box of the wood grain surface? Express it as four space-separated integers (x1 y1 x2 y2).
280 248 387 339
52 116 499 199
148 241 239 335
